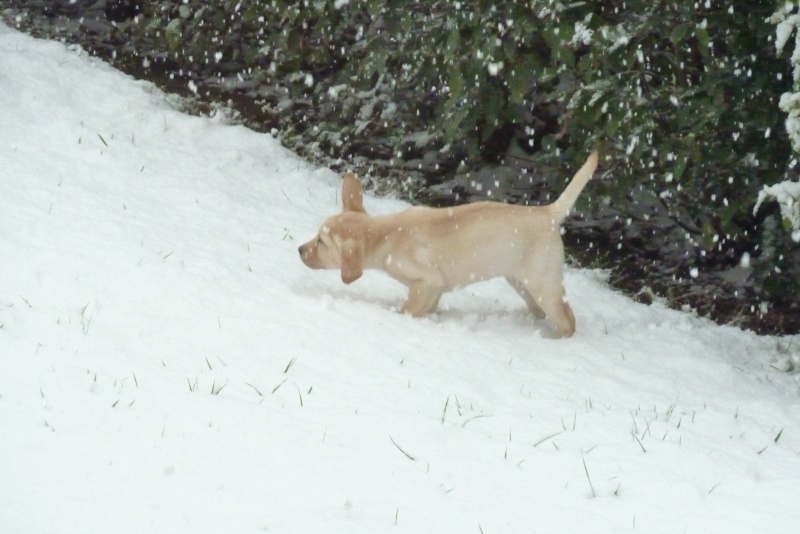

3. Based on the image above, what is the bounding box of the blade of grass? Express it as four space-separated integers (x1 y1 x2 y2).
582 452 596 498
244 382 263 396
271 378 287 394
389 435 415 461
533 431 562 448
633 433 647 453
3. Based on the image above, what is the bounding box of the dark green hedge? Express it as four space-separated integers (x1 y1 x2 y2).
125 0 797 300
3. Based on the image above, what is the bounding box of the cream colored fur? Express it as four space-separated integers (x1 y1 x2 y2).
299 151 599 338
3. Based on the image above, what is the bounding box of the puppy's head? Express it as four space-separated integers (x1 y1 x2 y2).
298 173 367 284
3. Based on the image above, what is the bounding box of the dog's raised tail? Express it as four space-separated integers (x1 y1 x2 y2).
550 151 599 220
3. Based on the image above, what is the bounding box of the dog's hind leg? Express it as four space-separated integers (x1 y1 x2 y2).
517 277 575 338
505 276 546 319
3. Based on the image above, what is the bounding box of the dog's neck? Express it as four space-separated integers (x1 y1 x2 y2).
353 212 411 270
358 214 390 268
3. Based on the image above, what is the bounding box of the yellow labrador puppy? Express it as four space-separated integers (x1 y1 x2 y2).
299 151 599 337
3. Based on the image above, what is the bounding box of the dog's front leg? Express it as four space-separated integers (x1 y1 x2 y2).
400 282 443 317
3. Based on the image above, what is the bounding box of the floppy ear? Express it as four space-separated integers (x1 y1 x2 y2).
341 173 367 214
339 238 364 284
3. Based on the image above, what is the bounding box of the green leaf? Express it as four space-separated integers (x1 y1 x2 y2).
480 84 505 132
540 134 558 153
358 38 389 82
445 28 461 63
286 27 301 54
443 101 470 142
695 26 710 59
672 155 688 182
670 23 688 45
242 7 260 23
448 65 464 103
507 67 530 105
503 36 517 60
367 0 386 16
165 18 182 52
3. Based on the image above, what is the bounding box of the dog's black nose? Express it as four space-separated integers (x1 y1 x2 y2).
298 245 304 255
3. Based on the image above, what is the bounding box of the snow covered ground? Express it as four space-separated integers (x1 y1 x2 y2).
2 23 800 533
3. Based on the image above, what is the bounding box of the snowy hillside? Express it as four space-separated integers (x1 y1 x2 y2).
1 23 799 534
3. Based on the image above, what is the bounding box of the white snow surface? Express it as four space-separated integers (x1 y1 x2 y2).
2 23 800 534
